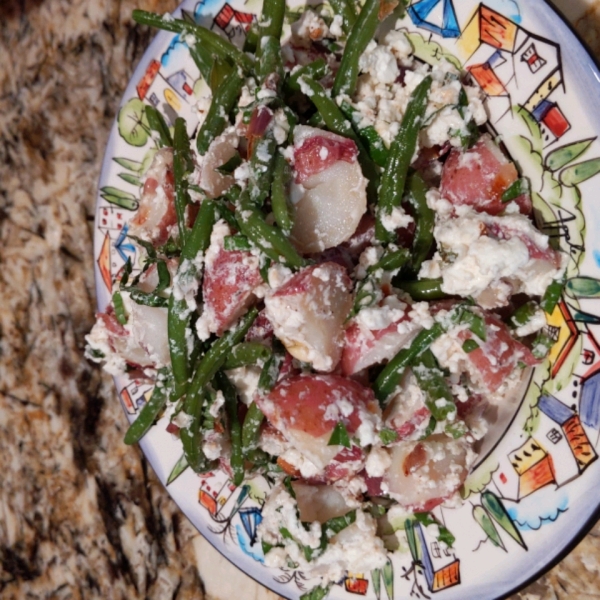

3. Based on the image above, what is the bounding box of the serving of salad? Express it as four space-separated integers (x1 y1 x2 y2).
86 0 569 596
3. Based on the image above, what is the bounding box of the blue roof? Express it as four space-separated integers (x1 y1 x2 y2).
408 0 461 38
538 394 575 426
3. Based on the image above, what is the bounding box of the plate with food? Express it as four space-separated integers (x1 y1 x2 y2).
86 0 600 598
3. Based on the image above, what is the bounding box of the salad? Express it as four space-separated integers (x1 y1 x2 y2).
86 0 566 596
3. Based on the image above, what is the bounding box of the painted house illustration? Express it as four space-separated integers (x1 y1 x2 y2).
97 210 137 293
461 5 570 143
136 59 198 131
493 395 597 501
120 379 153 415
572 326 600 445
344 573 369 595
414 521 460 592
199 476 239 516
212 3 254 46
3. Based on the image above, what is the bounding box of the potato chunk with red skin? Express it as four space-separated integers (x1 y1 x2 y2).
203 248 262 336
202 226 263 336
265 262 353 372
459 313 538 393
383 435 472 511
129 148 177 245
441 134 531 216
342 314 420 376
290 126 367 253
258 374 380 476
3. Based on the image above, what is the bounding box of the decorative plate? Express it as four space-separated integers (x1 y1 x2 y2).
93 1 600 598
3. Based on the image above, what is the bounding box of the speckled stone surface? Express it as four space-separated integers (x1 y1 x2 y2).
0 1 598 599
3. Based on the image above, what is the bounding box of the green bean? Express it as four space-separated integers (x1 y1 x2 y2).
188 43 213 84
368 247 410 274
169 200 217 399
241 401 265 456
541 279 564 314
180 387 214 473
184 308 259 415
286 59 328 93
396 278 449 301
223 342 272 370
406 173 434 276
271 152 294 235
112 291 127 325
339 100 389 167
132 10 254 73
124 369 171 445
332 0 380 97
258 35 284 89
235 203 306 268
249 133 278 204
243 21 260 54
413 349 456 422
258 343 285 393
374 323 444 404
209 55 235 92
376 76 432 243
129 289 168 308
258 0 286 40
329 0 358 34
299 76 380 203
168 295 192 399
215 371 244 485
173 118 194 245
145 105 173 147
182 199 217 261
196 70 243 155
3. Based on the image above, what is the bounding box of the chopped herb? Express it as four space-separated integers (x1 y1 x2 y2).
379 428 399 445
414 512 456 547
216 152 243 174
462 339 479 353
224 234 252 251
502 177 530 203
328 421 351 448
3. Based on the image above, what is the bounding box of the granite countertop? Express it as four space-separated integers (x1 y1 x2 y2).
1 0 599 598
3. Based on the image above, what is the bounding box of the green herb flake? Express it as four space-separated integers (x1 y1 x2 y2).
327 421 351 448
379 428 399 445
462 339 479 353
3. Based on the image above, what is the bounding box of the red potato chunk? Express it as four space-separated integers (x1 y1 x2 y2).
342 309 420 376
264 262 353 372
129 148 177 245
383 434 472 511
292 482 355 523
195 129 239 199
258 374 380 474
290 126 367 253
383 371 431 441
440 134 531 216
459 313 538 393
202 223 263 337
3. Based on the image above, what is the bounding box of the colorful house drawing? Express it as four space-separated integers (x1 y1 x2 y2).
212 3 254 45
136 59 198 131
573 327 600 442
120 380 153 415
344 573 369 595
461 5 570 142
545 300 579 379
408 0 460 38
414 522 460 592
199 477 239 516
97 210 136 293
493 395 597 501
